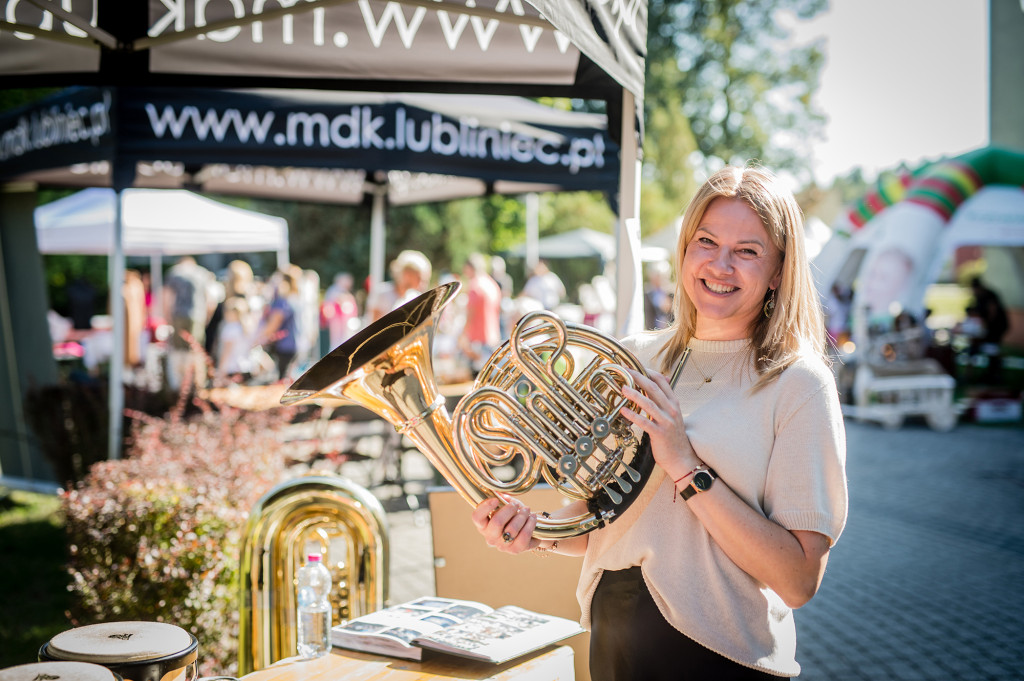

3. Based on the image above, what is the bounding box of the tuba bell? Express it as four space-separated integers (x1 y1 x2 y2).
281 282 656 539
237 474 389 674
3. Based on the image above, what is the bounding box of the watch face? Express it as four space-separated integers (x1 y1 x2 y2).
693 471 714 491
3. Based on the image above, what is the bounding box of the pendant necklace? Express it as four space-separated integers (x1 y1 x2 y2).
688 350 725 389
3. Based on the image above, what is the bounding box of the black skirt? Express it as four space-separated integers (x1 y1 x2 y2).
589 566 785 681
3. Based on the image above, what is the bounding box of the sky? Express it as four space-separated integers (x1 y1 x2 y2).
787 0 990 184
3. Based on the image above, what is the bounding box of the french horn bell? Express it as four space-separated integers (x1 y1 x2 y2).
282 282 656 538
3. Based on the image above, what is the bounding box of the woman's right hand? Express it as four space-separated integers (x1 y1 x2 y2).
471 494 538 554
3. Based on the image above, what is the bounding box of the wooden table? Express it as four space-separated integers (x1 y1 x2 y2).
240 645 575 681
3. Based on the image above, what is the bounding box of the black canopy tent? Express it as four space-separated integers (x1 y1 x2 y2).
0 1 645 123
1 85 620 283
0 0 647 478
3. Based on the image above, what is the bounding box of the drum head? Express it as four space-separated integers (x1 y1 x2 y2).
0 661 122 681
45 622 194 664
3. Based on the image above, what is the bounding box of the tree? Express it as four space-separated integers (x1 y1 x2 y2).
646 0 827 184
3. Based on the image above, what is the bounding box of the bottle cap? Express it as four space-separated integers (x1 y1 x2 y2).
307 554 321 562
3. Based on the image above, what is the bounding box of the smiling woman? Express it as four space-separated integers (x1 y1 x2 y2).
471 164 848 681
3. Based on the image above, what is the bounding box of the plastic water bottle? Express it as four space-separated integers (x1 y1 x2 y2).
296 554 332 658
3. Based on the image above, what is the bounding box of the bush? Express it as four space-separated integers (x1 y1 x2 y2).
24 380 110 487
62 394 294 676
24 350 215 487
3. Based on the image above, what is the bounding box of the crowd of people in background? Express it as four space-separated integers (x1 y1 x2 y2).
53 248 684 391
48 243 1014 395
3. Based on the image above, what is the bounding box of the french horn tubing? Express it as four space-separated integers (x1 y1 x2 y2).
281 282 658 539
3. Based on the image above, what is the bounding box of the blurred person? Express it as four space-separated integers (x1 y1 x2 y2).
459 253 503 373
491 254 515 299
140 270 164 343
216 296 256 382
321 272 360 350
256 268 300 382
123 269 147 368
579 282 601 328
586 268 618 335
205 259 255 356
293 266 321 368
643 259 674 330
521 259 566 310
824 282 853 346
433 272 472 384
365 249 432 323
968 276 1010 383
66 275 96 330
969 276 1009 348
163 255 213 389
504 291 545 333
491 255 516 338
471 165 847 681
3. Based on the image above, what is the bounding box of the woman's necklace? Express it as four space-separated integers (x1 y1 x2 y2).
688 349 726 388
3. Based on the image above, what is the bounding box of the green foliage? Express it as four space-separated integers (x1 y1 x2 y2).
44 255 109 319
38 187 109 317
23 381 109 488
484 195 528 254
647 0 827 184
0 89 60 112
61 399 293 676
0 491 69 667
641 83 701 234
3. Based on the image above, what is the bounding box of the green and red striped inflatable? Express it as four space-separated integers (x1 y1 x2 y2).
847 146 1024 228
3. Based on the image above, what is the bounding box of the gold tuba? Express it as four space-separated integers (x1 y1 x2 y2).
281 282 656 539
237 474 389 674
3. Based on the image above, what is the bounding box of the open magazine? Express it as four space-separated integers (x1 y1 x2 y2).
330 596 584 664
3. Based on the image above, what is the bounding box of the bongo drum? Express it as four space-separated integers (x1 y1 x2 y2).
39 622 198 681
0 661 123 681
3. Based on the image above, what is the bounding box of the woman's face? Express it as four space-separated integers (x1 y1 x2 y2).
681 197 783 340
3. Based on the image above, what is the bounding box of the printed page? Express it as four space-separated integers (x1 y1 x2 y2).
330 597 493 660
413 605 584 664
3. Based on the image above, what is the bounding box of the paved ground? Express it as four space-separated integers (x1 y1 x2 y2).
335 417 1024 680
796 420 1024 681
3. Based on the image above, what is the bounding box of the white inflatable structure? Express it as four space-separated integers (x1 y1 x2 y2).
812 146 1024 430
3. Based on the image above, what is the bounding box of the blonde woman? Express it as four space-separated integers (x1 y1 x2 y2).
473 165 848 680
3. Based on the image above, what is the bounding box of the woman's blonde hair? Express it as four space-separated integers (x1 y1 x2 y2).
655 164 826 388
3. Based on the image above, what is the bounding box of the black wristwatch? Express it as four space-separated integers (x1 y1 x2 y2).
679 466 718 501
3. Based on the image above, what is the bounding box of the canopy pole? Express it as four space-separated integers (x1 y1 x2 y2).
108 189 126 461
0 215 33 480
615 90 644 337
525 192 539 277
149 254 163 311
368 184 387 294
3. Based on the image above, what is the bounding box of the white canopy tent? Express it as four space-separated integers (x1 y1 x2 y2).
35 187 289 268
34 187 290 460
509 227 668 263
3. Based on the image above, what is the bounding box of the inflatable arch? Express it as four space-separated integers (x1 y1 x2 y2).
815 147 1024 430
814 146 1024 337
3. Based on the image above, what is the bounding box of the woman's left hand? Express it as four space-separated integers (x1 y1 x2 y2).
619 368 700 481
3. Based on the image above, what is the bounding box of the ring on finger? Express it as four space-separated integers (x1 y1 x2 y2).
502 531 514 544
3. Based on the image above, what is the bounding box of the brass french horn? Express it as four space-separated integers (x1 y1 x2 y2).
281 282 655 539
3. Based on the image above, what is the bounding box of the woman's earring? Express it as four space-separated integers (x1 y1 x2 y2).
763 288 776 318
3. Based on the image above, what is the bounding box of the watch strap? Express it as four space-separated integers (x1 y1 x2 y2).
679 466 717 501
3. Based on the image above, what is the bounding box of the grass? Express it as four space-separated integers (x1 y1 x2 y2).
0 490 71 667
